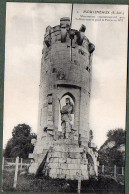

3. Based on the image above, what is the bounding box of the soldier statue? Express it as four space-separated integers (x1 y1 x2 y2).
59 97 74 139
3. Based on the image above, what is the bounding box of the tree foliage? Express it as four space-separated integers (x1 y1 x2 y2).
98 128 125 167
4 124 37 159
106 128 125 146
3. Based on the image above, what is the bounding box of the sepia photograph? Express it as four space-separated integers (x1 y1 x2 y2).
2 3 128 193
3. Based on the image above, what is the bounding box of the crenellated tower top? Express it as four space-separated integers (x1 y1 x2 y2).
44 17 95 54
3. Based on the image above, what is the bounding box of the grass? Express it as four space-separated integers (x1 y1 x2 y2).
2 169 125 193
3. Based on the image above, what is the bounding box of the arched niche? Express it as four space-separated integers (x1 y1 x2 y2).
58 93 75 134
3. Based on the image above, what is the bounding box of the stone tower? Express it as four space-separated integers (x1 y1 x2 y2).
29 17 99 180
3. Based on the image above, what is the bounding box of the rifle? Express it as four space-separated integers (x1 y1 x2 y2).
58 98 62 113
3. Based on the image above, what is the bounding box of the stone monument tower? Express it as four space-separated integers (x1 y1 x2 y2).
29 17 99 180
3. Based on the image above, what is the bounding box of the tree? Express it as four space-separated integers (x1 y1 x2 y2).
106 128 125 146
98 128 125 167
4 124 37 159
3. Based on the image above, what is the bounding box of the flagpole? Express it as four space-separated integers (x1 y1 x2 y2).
70 3 73 29
70 4 73 61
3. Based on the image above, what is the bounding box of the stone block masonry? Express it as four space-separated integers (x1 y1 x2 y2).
29 17 99 180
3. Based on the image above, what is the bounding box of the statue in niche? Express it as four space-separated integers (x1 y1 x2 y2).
59 97 74 139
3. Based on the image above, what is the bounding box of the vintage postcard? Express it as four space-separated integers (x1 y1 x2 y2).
2 3 128 193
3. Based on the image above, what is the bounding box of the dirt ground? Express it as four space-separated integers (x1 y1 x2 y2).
2 169 124 193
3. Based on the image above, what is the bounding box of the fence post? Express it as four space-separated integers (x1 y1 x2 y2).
78 169 81 194
122 167 124 176
102 165 104 175
2 157 4 171
13 156 19 188
114 165 116 179
20 158 23 170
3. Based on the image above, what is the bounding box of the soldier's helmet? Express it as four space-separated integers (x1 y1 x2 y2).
66 98 70 104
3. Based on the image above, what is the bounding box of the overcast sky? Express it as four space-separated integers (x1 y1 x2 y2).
3 3 128 149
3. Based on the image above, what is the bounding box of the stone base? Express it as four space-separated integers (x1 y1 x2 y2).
29 163 39 174
44 139 89 180
29 131 99 180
